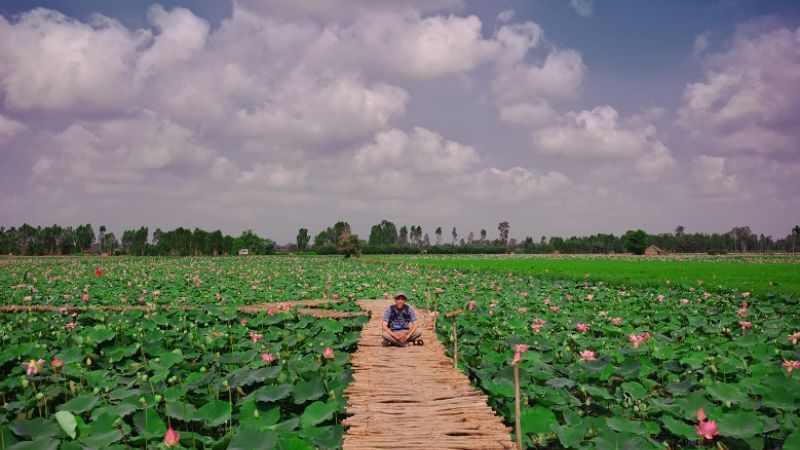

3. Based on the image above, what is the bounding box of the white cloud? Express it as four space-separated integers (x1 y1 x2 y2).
237 162 308 189
497 9 515 23
353 127 479 174
465 167 571 202
498 100 558 126
234 0 464 23
569 0 594 17
678 25 800 154
531 105 675 175
690 155 744 196
0 114 25 143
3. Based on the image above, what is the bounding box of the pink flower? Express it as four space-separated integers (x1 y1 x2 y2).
566 294 574 301
695 408 719 440
783 360 800 374
575 323 590 334
737 308 748 317
81 294 90 302
429 311 439 319
629 334 647 349
51 358 63 370
549 306 560 312
611 317 622 325
164 427 180 448
579 350 597 361
598 311 608 318
703 292 712 298
267 307 276 316
436 287 444 294
543 298 550 305
23 359 45 376
585 294 594 301
656 294 665 302
65 322 77 329
383 292 390 299
741 292 750 298
249 332 263 344
739 321 752 332
23 295 31 302
240 319 247 326
261 353 276 364
215 293 223 301
788 331 800 345
531 318 546 333
323 347 335 359
518 307 528 314
512 344 530 366
680 298 689 304
468 300 477 311
741 301 749 308
95 269 103 277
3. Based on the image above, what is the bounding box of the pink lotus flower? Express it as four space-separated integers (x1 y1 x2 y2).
783 360 800 374
788 331 800 345
575 323 590 334
531 318 546 333
585 294 594 301
51 358 63 370
215 293 223 301
23 295 31 302
680 298 689 305
81 294 90 302
261 353 276 364
549 306 560 312
65 322 77 329
656 294 665 302
579 350 597 361
695 408 719 440
164 427 180 448
611 317 622 325
267 307 276 316
598 311 608 318
240 319 247 326
512 344 530 366
323 347 335 359
436 287 444 294
566 294 574 301
468 300 477 311
737 308 748 317
739 321 752 332
518 307 528 314
741 301 749 308
741 292 750 298
543 298 550 305
249 332 263 344
24 359 45 376
703 292 712 298
95 269 103 277
629 334 647 349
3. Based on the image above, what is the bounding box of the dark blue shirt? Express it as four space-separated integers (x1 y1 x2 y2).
383 305 417 331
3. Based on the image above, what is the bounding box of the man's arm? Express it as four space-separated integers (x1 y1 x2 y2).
383 321 402 340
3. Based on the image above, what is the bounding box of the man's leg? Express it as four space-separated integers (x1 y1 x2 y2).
381 331 403 347
408 329 422 343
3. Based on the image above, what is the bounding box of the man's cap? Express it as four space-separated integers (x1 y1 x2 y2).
394 291 407 299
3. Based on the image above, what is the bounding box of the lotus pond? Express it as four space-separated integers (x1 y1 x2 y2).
1 255 799 449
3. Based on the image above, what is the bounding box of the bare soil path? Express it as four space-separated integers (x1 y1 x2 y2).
342 299 514 449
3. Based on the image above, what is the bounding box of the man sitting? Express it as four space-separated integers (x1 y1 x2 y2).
381 291 423 347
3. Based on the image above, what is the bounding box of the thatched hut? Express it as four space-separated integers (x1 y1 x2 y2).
644 245 665 256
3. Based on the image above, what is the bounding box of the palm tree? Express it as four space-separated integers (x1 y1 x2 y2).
793 225 800 253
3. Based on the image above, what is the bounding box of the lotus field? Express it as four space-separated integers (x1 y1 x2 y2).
1 255 799 449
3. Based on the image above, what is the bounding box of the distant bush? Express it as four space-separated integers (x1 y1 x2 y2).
707 248 728 255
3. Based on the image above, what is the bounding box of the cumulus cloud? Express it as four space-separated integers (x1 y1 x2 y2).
690 155 744 197
531 106 675 175
353 127 480 174
569 0 594 17
0 114 25 143
678 24 800 154
464 167 571 202
234 0 464 23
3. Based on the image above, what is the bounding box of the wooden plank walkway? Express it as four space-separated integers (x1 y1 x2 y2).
342 300 514 450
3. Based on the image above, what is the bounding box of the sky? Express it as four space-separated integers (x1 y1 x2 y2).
0 0 798 244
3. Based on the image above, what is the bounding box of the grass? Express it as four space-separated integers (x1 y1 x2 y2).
372 254 800 299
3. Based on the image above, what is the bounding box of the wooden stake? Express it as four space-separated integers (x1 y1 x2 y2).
514 363 522 450
452 316 458 369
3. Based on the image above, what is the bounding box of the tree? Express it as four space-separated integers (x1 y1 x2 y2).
435 227 442 246
498 221 510 245
451 227 457 244
792 225 800 253
480 229 487 244
98 225 107 253
467 231 474 244
296 228 310 251
337 232 361 258
398 226 408 245
422 233 430 246
75 224 95 252
623 229 648 255
368 220 398 246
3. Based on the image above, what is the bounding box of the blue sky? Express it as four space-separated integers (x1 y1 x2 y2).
0 0 798 242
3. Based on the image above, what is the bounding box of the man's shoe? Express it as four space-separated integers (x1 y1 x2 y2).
381 339 390 347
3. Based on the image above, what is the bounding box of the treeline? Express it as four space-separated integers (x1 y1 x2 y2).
0 224 275 256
